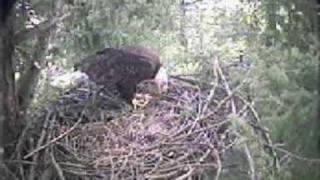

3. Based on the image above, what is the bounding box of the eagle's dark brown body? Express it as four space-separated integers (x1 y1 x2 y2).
76 46 161 101
121 46 161 69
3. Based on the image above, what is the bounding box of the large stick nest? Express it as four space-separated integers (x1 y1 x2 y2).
13 60 276 180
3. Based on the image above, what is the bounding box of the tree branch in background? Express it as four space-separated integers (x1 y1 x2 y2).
16 31 50 113
265 144 320 163
16 0 71 114
14 12 71 45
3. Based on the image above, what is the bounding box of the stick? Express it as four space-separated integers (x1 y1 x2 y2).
50 152 66 180
244 144 256 180
23 111 84 159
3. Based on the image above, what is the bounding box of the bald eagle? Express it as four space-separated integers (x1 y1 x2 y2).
75 46 162 102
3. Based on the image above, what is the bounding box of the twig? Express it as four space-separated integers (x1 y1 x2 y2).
188 57 220 134
215 59 237 113
213 148 221 180
236 95 260 123
146 170 178 179
170 75 204 86
176 165 194 180
44 109 57 156
148 154 163 174
266 144 320 163
115 148 131 177
28 109 53 180
244 144 256 180
50 152 66 180
236 95 279 170
216 62 258 180
13 119 32 180
109 152 115 180
0 163 20 180
200 57 219 116
23 111 84 159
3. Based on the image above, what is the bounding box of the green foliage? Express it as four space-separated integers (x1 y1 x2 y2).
243 0 320 178
266 64 290 94
51 0 181 66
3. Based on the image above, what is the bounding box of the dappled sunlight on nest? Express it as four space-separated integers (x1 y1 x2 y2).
21 61 276 179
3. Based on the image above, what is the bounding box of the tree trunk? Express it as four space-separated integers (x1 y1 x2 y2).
0 1 20 178
316 0 320 154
